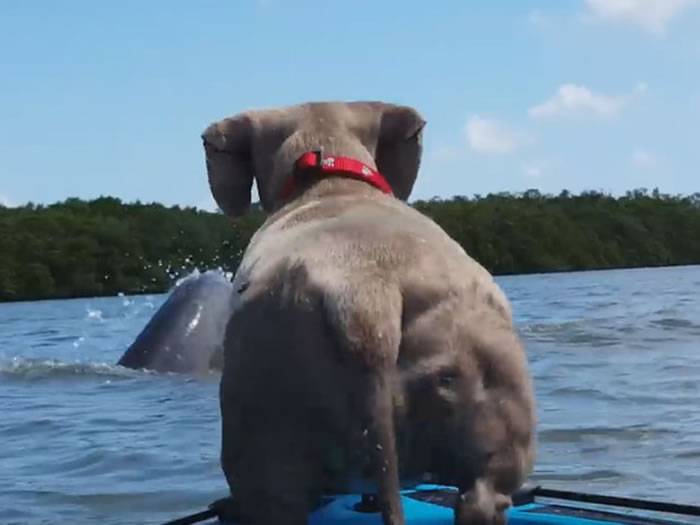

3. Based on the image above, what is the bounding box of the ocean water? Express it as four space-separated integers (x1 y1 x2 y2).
1 265 700 524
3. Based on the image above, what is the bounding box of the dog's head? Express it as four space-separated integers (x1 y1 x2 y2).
201 101 425 216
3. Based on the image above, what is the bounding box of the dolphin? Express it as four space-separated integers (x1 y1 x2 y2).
117 269 234 374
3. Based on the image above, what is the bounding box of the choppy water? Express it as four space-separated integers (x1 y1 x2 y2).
2 266 700 524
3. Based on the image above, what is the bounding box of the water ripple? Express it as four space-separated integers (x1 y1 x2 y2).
2 266 700 523
0 358 140 381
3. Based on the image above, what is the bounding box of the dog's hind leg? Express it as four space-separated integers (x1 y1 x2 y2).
360 369 405 525
220 365 322 525
227 424 320 525
322 278 405 525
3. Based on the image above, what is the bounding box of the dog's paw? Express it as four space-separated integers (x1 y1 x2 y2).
454 485 511 525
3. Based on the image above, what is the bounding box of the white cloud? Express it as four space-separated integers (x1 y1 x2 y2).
523 164 544 179
0 194 13 207
584 0 698 35
523 158 561 181
466 116 524 154
529 83 646 119
631 148 656 168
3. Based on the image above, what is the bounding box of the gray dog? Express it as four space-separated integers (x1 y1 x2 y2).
202 101 535 525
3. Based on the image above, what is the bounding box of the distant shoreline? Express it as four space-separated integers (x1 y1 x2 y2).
3 262 699 305
2 190 700 303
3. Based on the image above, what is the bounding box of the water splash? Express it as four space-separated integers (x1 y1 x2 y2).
0 357 141 381
86 308 103 321
117 292 133 307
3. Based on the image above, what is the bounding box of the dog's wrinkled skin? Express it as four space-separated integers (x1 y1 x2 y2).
202 101 535 525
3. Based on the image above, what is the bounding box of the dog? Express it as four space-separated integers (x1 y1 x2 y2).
202 101 535 525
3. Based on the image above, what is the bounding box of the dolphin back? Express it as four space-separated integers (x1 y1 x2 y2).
117 270 234 374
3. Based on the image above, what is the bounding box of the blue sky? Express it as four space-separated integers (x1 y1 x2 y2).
1 1 699 210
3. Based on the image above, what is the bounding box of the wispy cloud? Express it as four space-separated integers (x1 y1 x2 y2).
466 116 526 155
529 83 646 120
523 163 545 180
584 0 699 35
631 148 656 169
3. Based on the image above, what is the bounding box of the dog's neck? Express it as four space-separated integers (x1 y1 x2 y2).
279 151 393 202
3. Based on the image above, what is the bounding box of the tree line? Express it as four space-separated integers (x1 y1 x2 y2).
1 188 700 302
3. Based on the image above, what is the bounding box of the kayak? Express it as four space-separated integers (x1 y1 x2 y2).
166 484 700 525
297 485 698 525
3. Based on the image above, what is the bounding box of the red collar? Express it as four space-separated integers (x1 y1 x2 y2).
279 151 393 200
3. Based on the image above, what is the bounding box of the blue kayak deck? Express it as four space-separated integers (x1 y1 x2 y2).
214 485 696 525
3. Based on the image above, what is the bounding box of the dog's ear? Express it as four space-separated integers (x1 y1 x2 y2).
202 115 254 217
375 104 426 201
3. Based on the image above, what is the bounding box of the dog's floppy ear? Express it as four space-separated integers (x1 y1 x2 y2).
202 115 254 217
376 104 426 201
